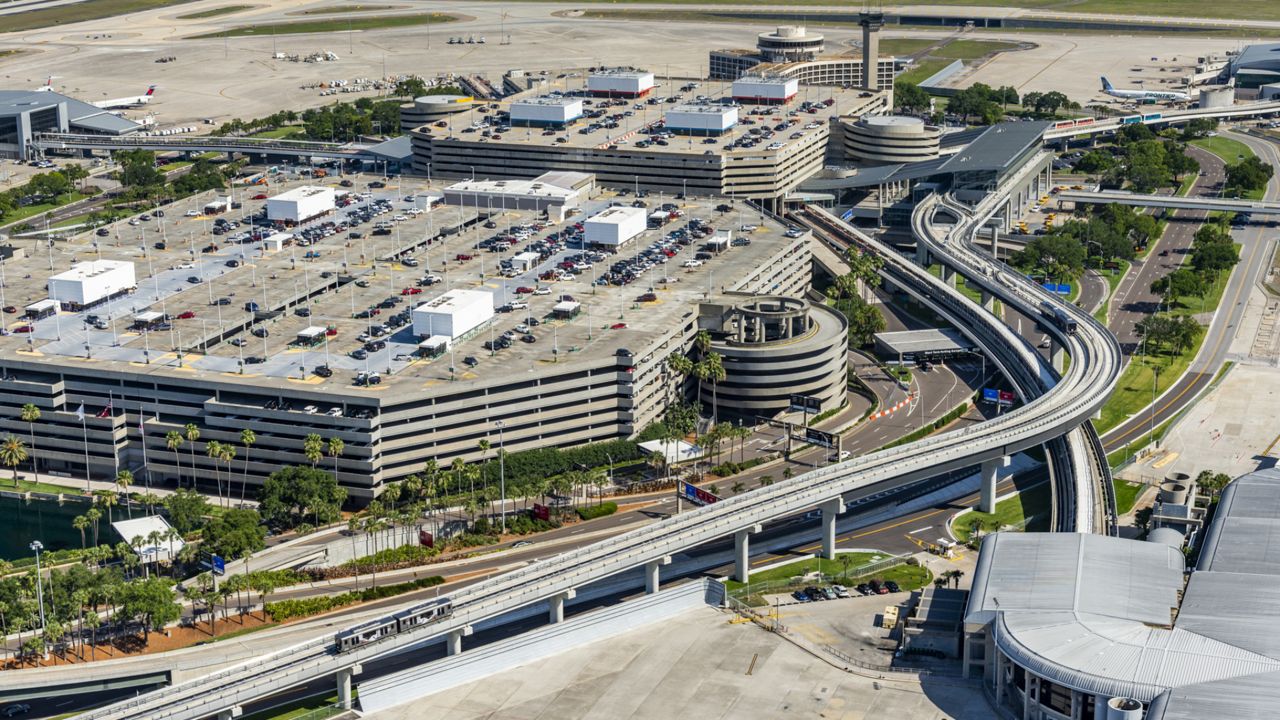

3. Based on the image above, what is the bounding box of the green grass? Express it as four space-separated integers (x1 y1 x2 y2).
1114 480 1145 515
188 12 455 37
932 39 1021 60
0 193 89 228
1190 136 1265 200
295 4 399 14
878 38 938 57
240 692 344 720
3 476 88 495
1095 250 1235 434
1107 418 1173 468
251 126 308 140
175 3 252 18
726 552 932 594
1093 260 1130 323
951 482 1051 542
0 0 200 33
52 208 130 229
897 59 951 86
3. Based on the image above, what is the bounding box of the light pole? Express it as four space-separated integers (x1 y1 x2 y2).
495 420 506 533
30 540 46 640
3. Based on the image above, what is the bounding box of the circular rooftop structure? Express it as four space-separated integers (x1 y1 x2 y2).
844 114 941 164
757 25 825 63
399 94 475 132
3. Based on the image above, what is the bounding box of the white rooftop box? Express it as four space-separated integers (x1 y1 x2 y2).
266 186 336 223
584 205 647 248
49 260 136 307
411 288 494 340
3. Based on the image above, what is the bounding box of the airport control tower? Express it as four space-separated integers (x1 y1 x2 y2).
859 7 885 91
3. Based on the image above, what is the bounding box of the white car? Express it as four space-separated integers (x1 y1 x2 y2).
839 450 851 460
740 224 758 231
682 259 703 268
185 210 199 217
533 287 551 295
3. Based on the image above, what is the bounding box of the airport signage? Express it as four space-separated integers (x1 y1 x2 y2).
805 427 837 449
841 209 854 221
532 503 551 521
1041 282 1072 295
680 481 720 507
789 393 822 414
983 388 1015 407
419 529 434 548
999 390 1016 406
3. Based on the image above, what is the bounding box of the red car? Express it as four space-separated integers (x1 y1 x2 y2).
610 322 627 330
176 311 196 319
455 254 473 261
13 325 32 333
401 287 422 295
251 193 268 200
325 326 338 336
514 286 534 294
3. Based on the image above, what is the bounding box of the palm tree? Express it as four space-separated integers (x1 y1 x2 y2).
703 352 726 426
238 428 256 507
165 431 184 487
183 424 200 490
0 435 28 486
96 490 119 524
206 440 225 507
218 444 237 508
86 507 102 547
327 436 344 479
302 434 323 466
115 470 134 518
164 528 180 567
19 403 40 479
147 530 164 576
72 515 90 549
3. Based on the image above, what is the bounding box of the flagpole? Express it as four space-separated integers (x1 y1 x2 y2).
109 393 119 481
78 405 91 494
139 410 151 494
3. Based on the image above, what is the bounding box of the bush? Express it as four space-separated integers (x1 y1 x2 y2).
265 576 444 622
709 456 771 477
477 439 643 487
576 502 618 521
344 544 439 568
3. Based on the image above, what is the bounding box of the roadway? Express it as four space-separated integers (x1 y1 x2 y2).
1100 131 1280 456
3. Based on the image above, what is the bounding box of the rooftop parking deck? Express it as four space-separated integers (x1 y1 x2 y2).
0 173 802 398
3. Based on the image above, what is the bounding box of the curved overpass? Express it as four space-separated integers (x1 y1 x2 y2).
64 179 1121 720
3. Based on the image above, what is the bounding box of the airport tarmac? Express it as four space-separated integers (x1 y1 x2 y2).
0 1 1249 131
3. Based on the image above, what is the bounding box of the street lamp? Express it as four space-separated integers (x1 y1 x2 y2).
30 540 46 639
495 420 506 534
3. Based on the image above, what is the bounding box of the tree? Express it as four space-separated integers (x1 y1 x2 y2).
0 435 27 485
843 298 886 347
1225 155 1274 197
894 82 930 114
702 353 726 425
86 507 101 547
1074 150 1115 175
163 488 210 535
1181 118 1218 140
166 431 184 487
302 433 323 467
1015 233 1087 282
61 163 90 192
96 490 119 524
239 428 256 507
327 437 345 479
1151 268 1206 308
203 508 266 561
393 77 429 98
206 440 225 507
1191 241 1238 280
257 465 347 530
20 403 40 479
72 515 90 549
116 150 164 190
183 424 200 490
116 577 180 642
1166 144 1200 181
218 443 237 509
115 470 134 518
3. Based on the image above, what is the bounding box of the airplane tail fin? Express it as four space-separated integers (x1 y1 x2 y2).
145 85 156 96
1101 76 1114 91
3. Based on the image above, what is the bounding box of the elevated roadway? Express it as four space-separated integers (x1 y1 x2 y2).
1056 189 1280 215
30 133 367 161
61 168 1121 720
1042 100 1280 141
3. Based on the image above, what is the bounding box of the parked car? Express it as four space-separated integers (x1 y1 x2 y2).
313 365 333 378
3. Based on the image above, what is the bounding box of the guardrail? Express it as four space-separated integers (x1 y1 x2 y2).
31 133 366 159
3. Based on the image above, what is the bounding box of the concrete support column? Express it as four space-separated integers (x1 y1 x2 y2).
1070 689 1081 720
980 456 1010 514
734 524 763 583
1050 341 1065 374
915 242 929 267
820 497 843 560
645 556 672 594
217 709 242 720
549 588 576 624
337 664 362 710
1023 671 1035 720
941 265 957 288
446 625 472 656
981 290 995 312
994 648 1005 704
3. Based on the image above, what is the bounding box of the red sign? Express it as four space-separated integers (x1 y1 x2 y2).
532 503 550 521
680 481 721 506
998 390 1016 406
418 529 434 548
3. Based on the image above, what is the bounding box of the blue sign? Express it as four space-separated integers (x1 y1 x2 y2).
982 388 999 403
680 482 720 506
840 209 854 221
1056 283 1072 295
211 554 226 576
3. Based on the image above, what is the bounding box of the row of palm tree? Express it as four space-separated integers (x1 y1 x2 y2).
666 330 727 430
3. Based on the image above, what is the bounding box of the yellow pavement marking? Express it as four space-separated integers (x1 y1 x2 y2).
1152 452 1180 469
288 375 326 385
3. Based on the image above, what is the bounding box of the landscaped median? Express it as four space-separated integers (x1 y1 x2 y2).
950 482 1051 543
188 12 457 38
725 551 932 606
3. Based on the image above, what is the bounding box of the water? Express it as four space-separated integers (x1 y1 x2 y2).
0 495 121 561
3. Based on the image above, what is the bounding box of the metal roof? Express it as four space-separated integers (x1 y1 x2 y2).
938 121 1050 175
972 468 1280 717
1232 43 1280 71
0 89 141 134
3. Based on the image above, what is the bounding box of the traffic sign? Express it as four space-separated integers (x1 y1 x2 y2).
998 390 1016 406
211 554 225 576
680 481 721 507
789 393 821 414
982 388 999 403
419 529 434 548
805 427 837 449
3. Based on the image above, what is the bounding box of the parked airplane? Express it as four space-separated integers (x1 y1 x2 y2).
1100 76 1189 102
91 86 157 109
32 77 56 92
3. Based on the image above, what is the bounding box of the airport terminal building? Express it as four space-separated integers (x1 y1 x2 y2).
0 89 142 160
963 467 1280 720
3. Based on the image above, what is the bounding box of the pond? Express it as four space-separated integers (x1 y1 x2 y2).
0 495 122 561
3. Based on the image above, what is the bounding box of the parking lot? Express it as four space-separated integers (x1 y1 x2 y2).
0 170 798 398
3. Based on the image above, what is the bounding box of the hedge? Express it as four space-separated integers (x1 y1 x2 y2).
709 456 772 478
265 576 445 622
477 439 643 486
576 502 618 521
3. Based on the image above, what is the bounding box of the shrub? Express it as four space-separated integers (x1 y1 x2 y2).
265 576 444 622
576 502 618 521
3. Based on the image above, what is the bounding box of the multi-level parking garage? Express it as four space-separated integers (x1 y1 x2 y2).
63 129 1122 720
